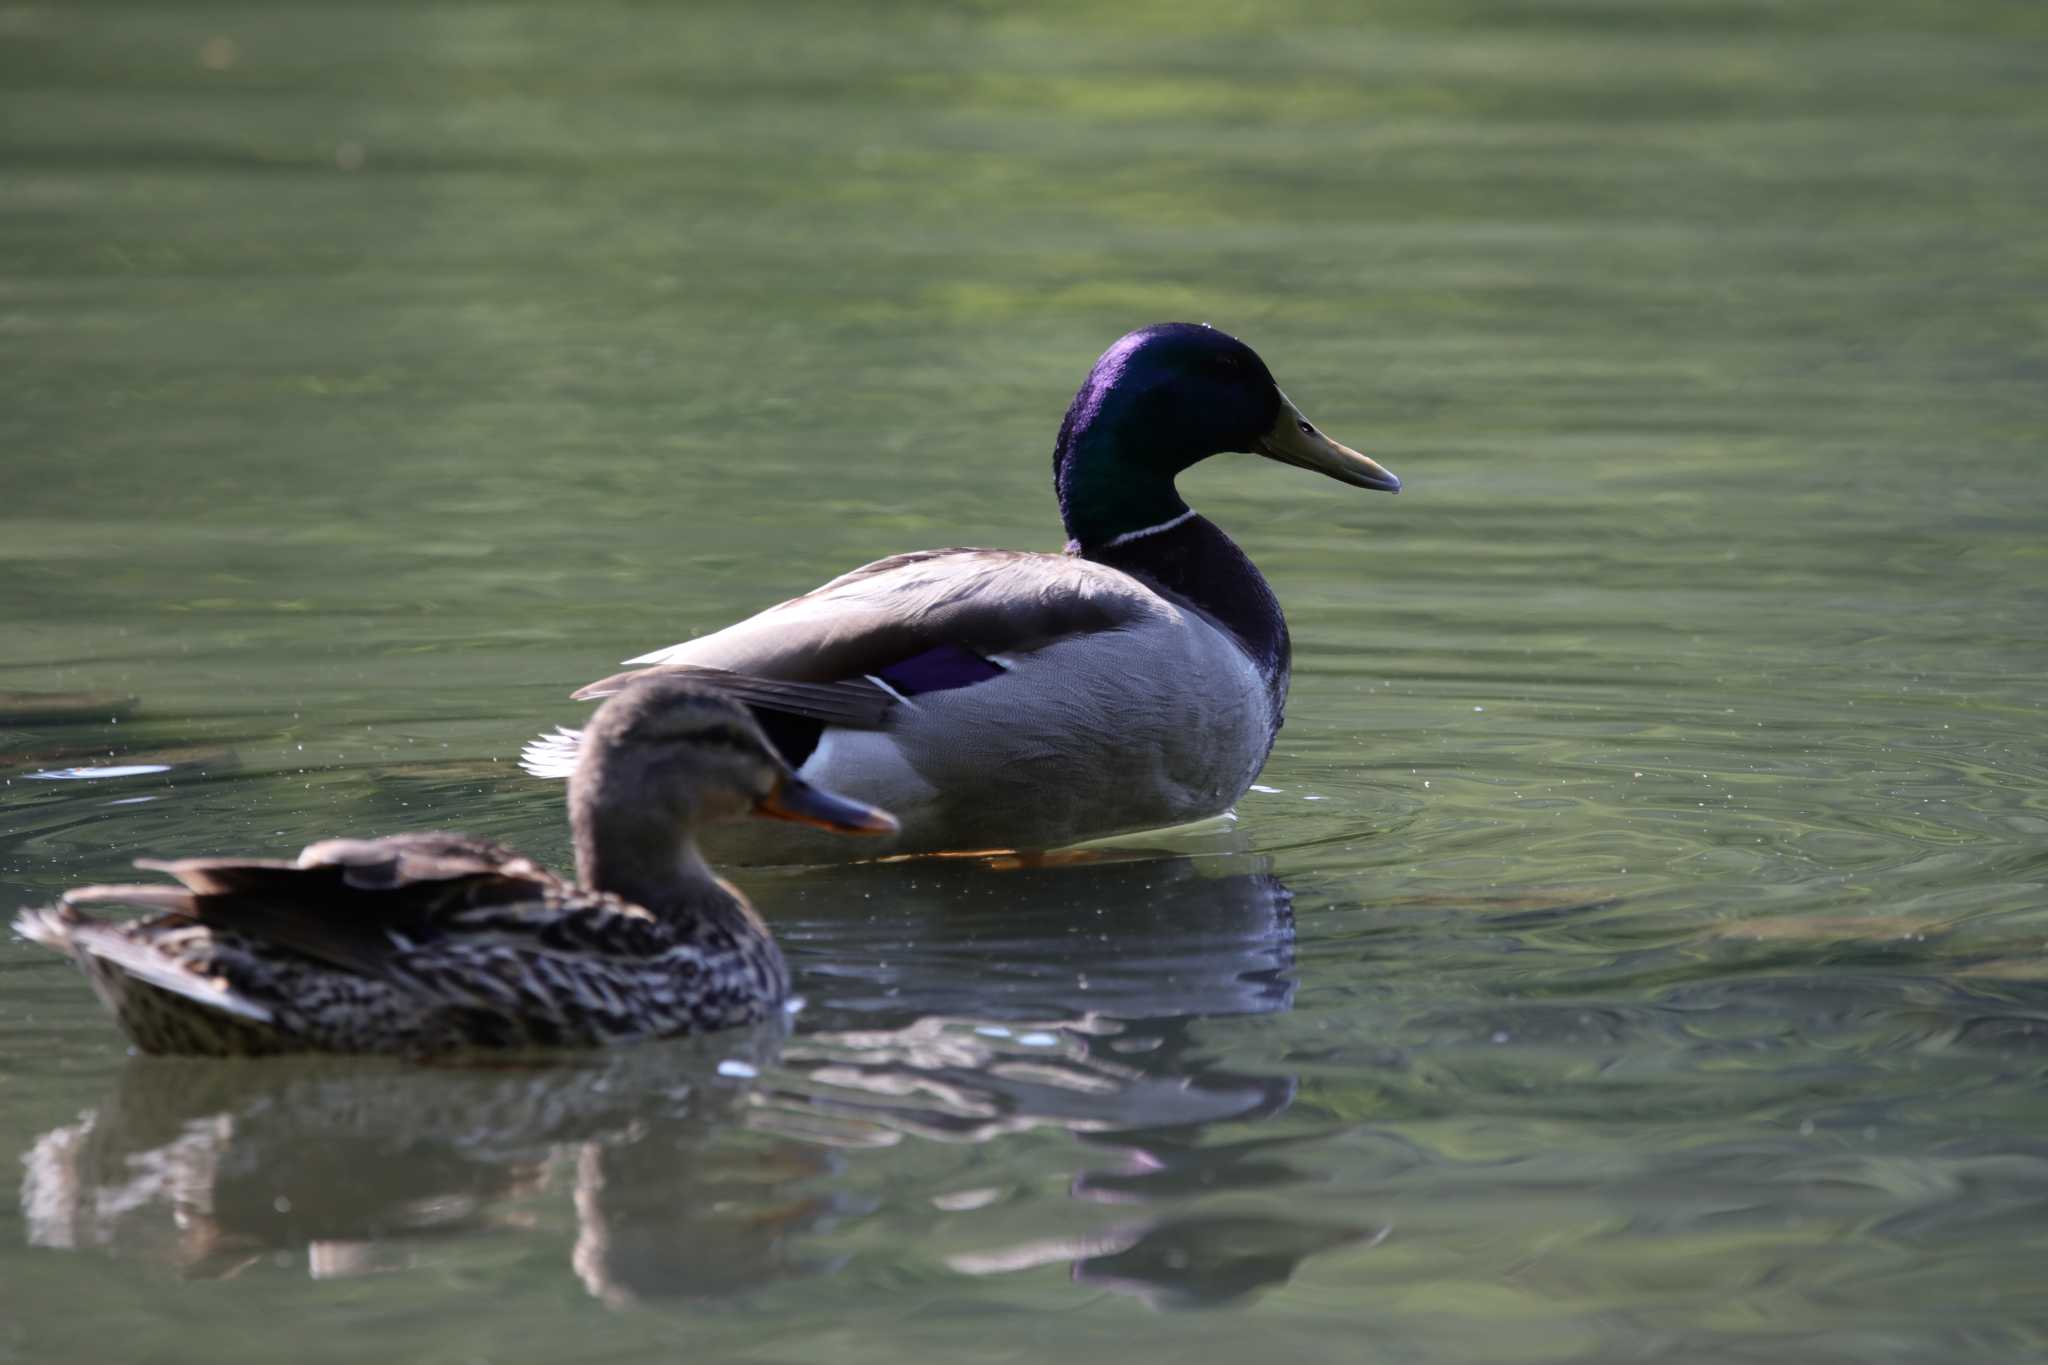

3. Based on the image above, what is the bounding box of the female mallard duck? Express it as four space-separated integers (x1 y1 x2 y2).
522 323 1400 863
12 679 896 1056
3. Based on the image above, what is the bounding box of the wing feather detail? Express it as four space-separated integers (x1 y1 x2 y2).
591 548 1164 693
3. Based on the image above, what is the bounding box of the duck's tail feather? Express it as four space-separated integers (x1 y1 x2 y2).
9 882 202 953
12 902 78 952
67 882 199 913
12 898 275 1025
519 725 583 780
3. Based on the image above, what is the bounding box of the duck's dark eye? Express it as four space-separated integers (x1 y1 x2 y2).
1298 419 1315 435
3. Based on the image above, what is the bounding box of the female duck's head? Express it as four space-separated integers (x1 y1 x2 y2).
1053 323 1400 550
570 678 896 896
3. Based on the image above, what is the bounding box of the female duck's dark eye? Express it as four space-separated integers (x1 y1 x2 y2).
1298 419 1315 435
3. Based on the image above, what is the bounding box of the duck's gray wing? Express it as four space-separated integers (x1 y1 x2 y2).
569 667 897 725
142 832 547 894
568 548 1168 724
107 834 576 979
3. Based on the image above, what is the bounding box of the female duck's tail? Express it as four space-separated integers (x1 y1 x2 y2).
13 889 279 1031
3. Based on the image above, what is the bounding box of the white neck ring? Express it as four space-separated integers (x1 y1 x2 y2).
1101 509 1195 549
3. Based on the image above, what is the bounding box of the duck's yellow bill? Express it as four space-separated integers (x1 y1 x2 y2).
1251 393 1400 493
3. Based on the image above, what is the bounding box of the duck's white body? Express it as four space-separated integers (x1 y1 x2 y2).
526 548 1277 864
522 323 1401 865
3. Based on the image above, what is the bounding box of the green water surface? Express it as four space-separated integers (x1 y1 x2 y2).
3 2 2046 1361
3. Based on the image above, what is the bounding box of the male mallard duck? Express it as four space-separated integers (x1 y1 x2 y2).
12 679 896 1056
522 323 1400 862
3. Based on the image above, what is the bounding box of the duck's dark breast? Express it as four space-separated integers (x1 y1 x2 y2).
1083 514 1291 715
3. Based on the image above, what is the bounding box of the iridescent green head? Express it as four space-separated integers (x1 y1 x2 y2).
1052 323 1399 549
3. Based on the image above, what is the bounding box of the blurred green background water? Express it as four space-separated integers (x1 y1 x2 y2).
3 1 2045 1360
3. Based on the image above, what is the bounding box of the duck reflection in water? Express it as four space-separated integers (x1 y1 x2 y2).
18 1025 840 1300
763 851 1302 1137
755 849 1380 1307
20 852 1374 1308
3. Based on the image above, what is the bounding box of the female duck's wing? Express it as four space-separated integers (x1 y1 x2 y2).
12 835 584 1031
146 832 547 895
88 834 581 981
566 548 1169 723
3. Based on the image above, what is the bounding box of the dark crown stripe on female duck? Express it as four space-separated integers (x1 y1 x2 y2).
521 323 1400 863
13 679 896 1056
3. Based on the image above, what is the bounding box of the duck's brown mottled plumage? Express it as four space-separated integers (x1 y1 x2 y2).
12 681 896 1057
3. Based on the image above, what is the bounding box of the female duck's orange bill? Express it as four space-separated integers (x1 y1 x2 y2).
755 778 900 835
